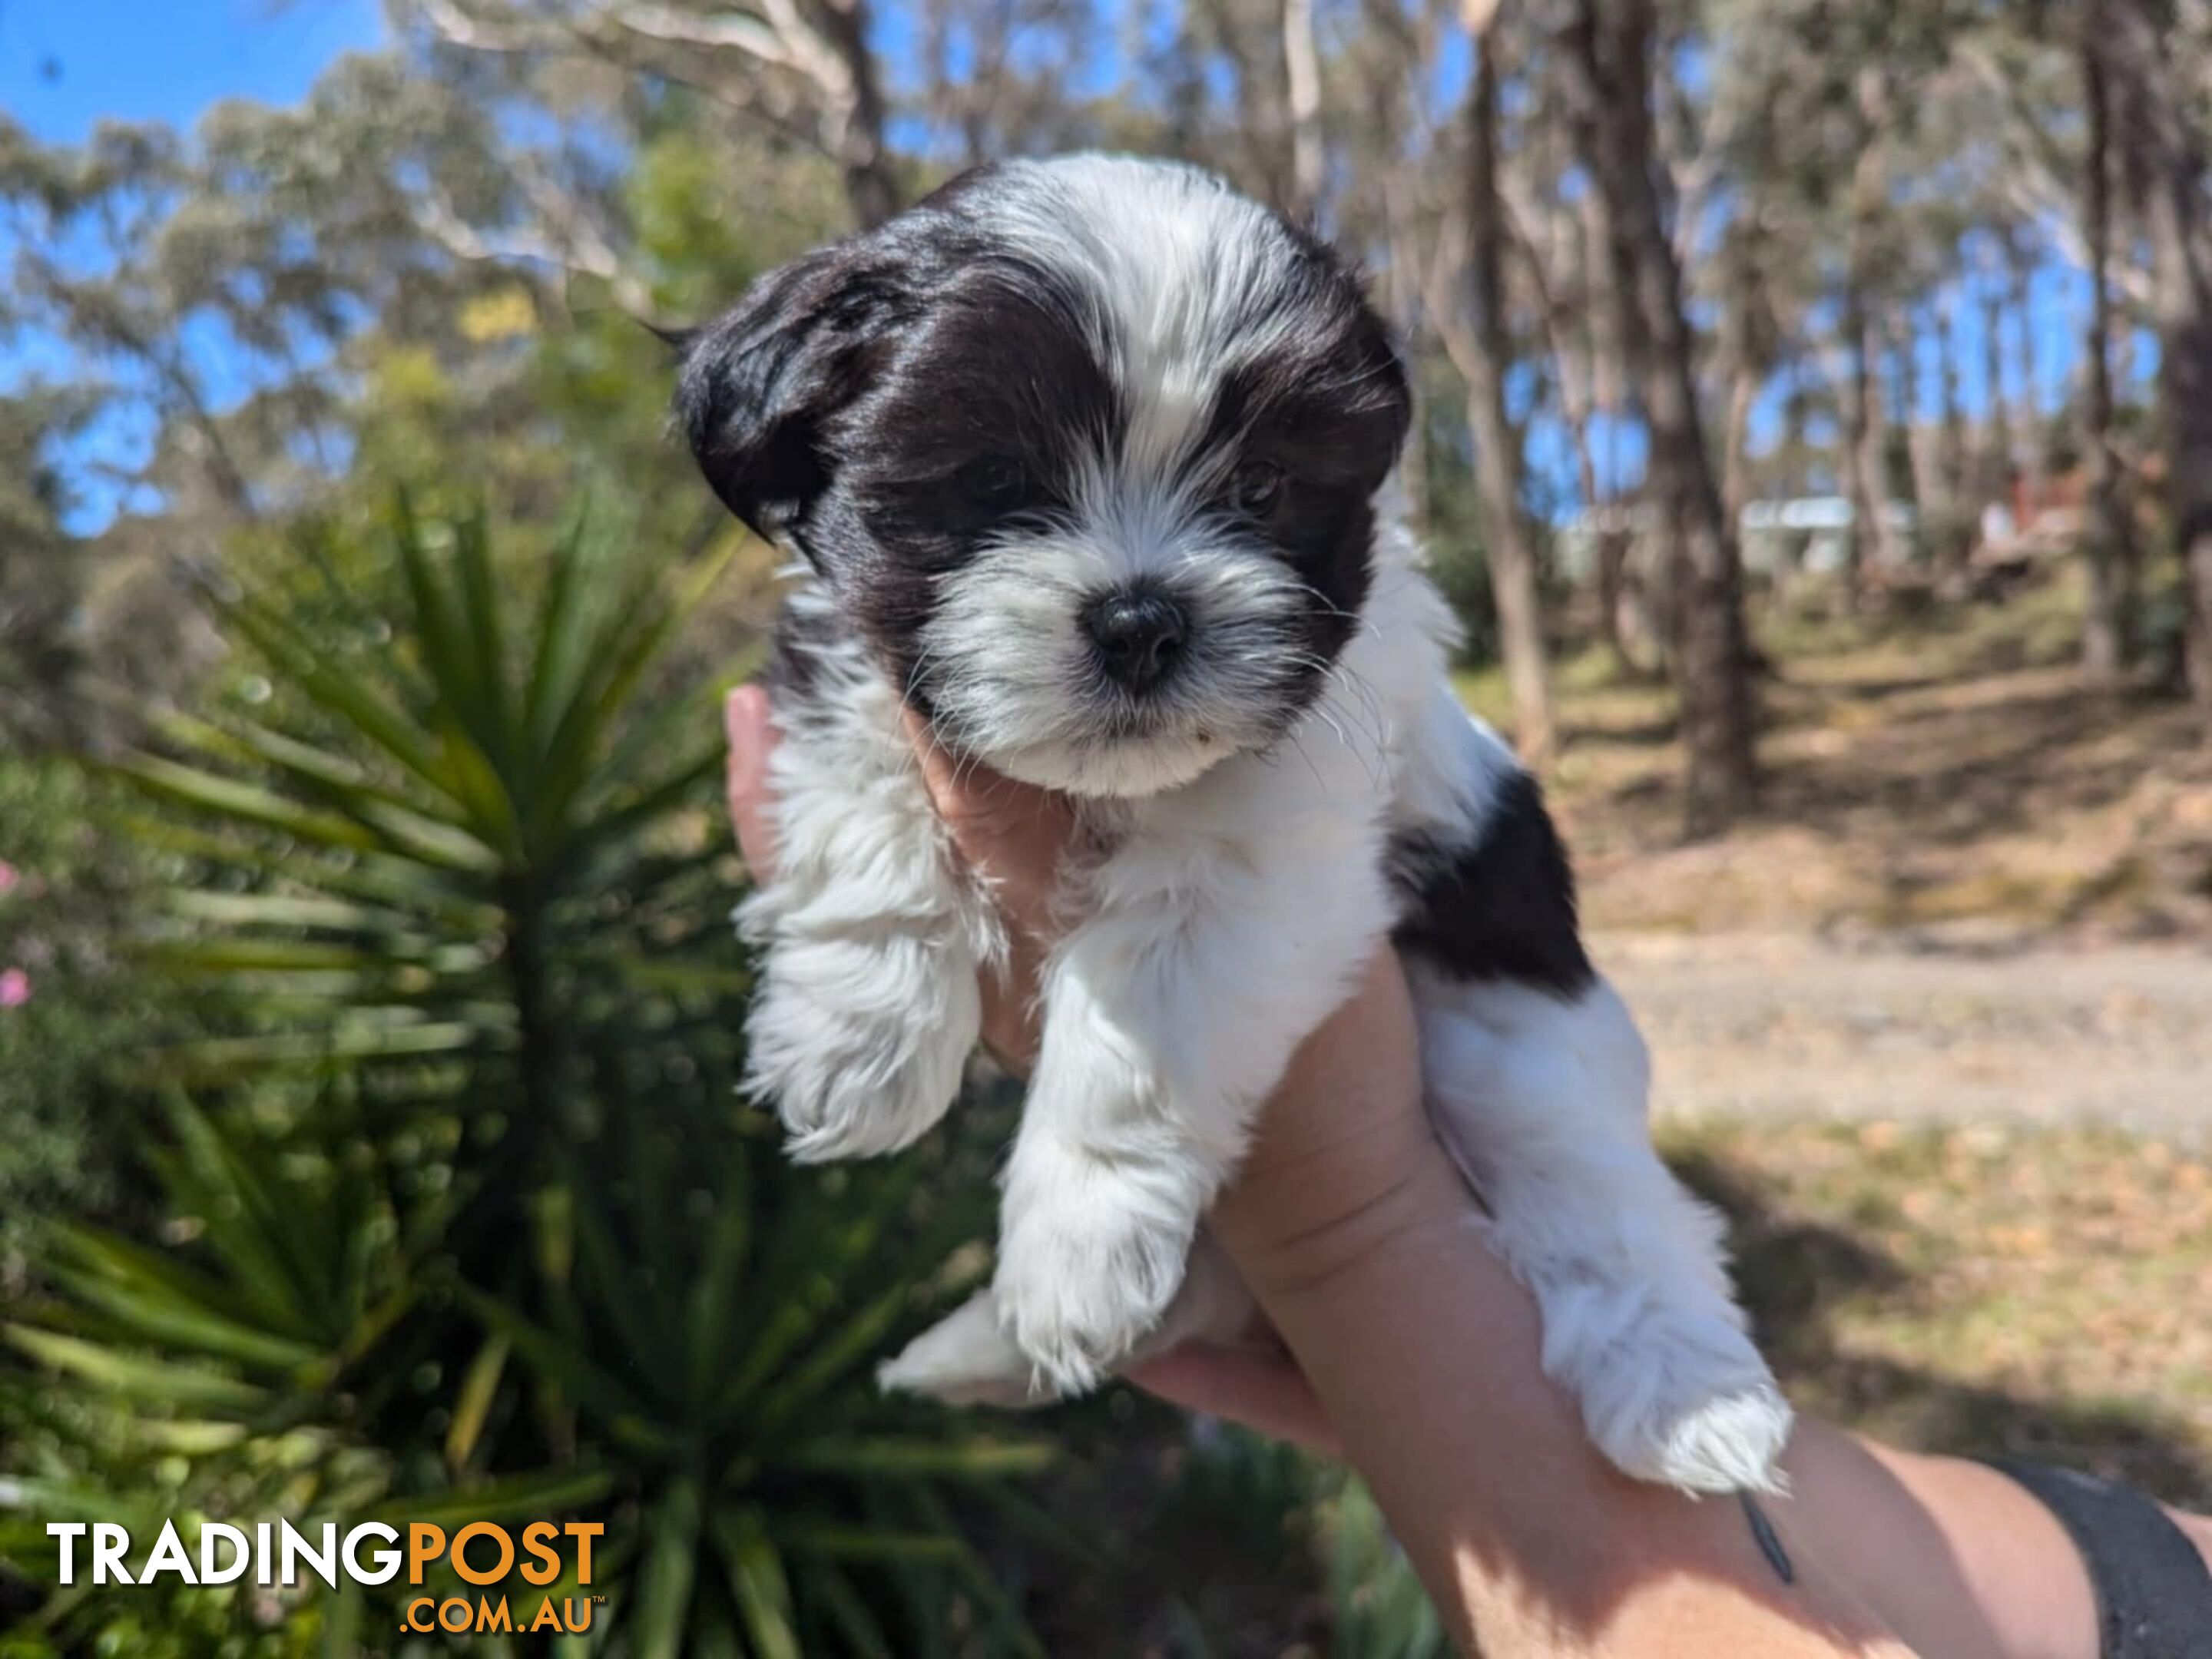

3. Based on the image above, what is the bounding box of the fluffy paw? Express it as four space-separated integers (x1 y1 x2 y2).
743 945 979 1163
877 1290 1055 1409
1544 1279 1793 1495
1624 1380 1796 1497
995 1148 1195 1395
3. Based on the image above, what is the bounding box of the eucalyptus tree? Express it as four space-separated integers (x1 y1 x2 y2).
2104 0 2212 718
400 0 903 229
1550 0 1758 831
2080 0 2140 681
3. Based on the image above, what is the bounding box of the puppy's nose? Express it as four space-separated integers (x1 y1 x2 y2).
1083 589 1188 691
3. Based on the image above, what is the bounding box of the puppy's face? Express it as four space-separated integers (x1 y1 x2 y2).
677 155 1409 796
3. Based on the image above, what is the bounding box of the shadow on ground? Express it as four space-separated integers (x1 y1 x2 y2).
1560 588 2212 942
1676 1149 2212 1508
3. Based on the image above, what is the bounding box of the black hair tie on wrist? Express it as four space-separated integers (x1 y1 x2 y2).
1985 1459 2212 1659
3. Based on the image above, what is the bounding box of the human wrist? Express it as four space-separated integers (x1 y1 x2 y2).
1207 948 1446 1298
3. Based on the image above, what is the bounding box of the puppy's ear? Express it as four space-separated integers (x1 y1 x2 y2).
673 248 899 540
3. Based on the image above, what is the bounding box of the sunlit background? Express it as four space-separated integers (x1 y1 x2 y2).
2 0 2210 1653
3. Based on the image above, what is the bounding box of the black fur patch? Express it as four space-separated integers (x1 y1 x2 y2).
1389 773 1595 998
842 255 1127 700
674 157 1412 734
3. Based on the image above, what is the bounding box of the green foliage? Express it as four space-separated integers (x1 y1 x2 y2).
1319 1479 1445 1659
0 751 167 1293
0 504 1039 1655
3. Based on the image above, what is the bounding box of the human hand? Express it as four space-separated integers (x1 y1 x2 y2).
723 685 1444 1452
724 684 1077 1068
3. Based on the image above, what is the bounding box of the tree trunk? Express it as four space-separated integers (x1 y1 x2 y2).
1843 298 1883 600
1465 31 1556 766
1980 286 2015 518
1282 0 1326 219
1377 174 1433 531
816 0 902 228
1554 0 1757 830
2108 0 2212 721
1719 275 1759 543
1717 213 1767 544
1722 357 1757 555
1564 190 1644 674
1936 297 1972 574
1904 313 1946 553
2081 5 2138 684
2008 235 2046 505
1867 317 1912 568
1841 71 1894 603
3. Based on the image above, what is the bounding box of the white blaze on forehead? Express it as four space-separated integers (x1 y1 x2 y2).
1066 460 1213 584
977 155 1301 475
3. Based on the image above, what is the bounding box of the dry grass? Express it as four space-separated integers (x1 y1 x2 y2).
1671 1118 2212 1508
1462 574 2212 944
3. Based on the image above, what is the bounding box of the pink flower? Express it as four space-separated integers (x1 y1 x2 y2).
0 969 28 1008
0 862 17 897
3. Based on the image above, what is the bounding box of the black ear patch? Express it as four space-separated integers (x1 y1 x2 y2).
673 250 906 539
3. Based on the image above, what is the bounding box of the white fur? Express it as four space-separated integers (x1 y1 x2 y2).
879 1230 1252 1407
976 156 1305 472
740 157 1789 1493
1412 970 1790 1492
919 475 1314 798
737 586 1003 1163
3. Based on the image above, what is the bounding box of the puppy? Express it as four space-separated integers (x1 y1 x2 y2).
674 154 1790 1493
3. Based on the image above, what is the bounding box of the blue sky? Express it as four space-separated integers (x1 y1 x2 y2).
1 1 386 527
0 0 383 143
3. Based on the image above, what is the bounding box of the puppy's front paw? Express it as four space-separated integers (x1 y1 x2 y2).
744 942 979 1162
1541 1273 1792 1495
877 1289 1055 1409
995 1146 1195 1395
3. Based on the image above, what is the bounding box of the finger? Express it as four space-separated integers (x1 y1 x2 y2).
901 710 1076 863
1128 1343 1342 1455
898 710 1081 946
725 685 778 877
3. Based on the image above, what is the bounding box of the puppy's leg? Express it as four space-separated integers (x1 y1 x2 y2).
993 756 1390 1392
1389 694 1786 1494
740 615 998 1163
1419 971 1792 1493
878 1232 1253 1408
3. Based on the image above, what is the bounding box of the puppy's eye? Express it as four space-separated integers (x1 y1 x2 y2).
1232 460 1287 517
953 455 1033 512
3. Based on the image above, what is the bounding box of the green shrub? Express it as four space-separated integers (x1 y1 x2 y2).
0 752 167 1292
0 502 1041 1656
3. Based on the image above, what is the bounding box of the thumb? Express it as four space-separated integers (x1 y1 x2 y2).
725 685 779 877
900 710 1081 935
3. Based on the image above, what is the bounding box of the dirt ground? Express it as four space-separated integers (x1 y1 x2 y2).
1608 930 2212 1135
1461 574 2212 1140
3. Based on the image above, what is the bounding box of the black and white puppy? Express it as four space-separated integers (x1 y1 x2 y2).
676 154 1790 1493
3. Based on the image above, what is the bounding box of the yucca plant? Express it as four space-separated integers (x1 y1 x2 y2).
0 502 1045 1656
1320 1479 1445 1659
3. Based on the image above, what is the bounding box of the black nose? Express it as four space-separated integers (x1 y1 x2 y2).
1084 589 1189 691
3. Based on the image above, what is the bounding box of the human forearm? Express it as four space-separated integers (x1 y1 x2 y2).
1206 957 1919 1657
